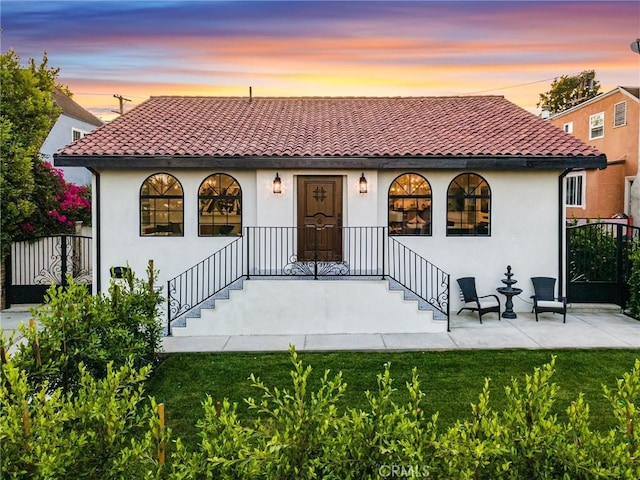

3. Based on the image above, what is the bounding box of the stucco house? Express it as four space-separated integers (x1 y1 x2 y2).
54 95 605 336
548 86 639 223
41 87 103 185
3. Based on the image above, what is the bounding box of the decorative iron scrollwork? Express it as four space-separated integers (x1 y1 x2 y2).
33 237 65 285
283 255 349 276
167 280 190 320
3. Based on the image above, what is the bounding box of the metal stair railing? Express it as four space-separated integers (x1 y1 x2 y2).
387 236 450 331
245 226 386 278
166 226 450 334
166 236 245 334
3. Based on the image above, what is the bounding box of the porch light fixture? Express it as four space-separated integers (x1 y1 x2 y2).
273 172 282 194
359 172 368 194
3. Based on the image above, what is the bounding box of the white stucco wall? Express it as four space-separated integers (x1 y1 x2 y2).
96 168 561 317
44 115 98 185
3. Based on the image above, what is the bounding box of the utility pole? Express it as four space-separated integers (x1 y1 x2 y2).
112 94 131 115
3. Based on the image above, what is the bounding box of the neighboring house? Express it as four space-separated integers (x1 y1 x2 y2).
548 86 640 222
40 87 103 185
55 96 605 336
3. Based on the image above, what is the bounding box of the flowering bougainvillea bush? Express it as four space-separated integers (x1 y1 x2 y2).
17 158 91 239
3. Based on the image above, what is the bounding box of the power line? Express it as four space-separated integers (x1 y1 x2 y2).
461 77 557 95
71 91 147 99
460 71 590 96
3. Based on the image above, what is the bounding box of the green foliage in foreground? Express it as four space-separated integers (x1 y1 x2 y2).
10 261 163 394
3 347 638 479
1 359 164 479
628 245 640 319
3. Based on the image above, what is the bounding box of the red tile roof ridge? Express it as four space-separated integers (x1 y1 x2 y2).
57 95 603 159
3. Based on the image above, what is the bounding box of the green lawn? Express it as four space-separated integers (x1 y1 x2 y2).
146 349 639 447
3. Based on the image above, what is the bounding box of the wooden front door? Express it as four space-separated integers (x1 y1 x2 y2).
297 176 343 261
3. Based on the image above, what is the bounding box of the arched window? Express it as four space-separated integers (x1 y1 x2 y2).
447 173 491 236
140 173 184 236
198 174 242 236
388 173 432 235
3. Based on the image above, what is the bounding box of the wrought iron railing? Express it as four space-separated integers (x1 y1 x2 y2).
387 236 450 328
166 236 245 334
167 226 450 332
245 226 386 278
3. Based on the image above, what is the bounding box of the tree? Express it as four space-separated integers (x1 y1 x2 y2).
537 70 601 115
0 50 61 149
0 117 35 259
0 50 89 260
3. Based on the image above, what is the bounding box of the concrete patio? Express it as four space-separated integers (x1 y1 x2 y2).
2 304 638 354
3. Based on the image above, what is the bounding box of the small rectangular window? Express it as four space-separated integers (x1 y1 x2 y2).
566 172 585 207
72 128 86 142
589 112 604 140
614 102 627 127
563 122 573 134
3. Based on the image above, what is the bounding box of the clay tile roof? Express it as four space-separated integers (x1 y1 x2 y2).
58 96 602 158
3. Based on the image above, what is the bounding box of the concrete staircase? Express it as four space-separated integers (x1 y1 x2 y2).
169 277 245 329
169 277 448 336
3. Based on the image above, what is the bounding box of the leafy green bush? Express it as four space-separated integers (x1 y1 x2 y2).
1 344 639 478
567 223 617 282
627 245 640 318
166 348 640 479
11 262 163 393
0 358 166 480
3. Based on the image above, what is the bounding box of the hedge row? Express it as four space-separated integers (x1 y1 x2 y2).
2 348 639 479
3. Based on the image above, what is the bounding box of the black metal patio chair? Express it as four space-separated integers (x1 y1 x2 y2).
530 277 567 323
456 277 501 323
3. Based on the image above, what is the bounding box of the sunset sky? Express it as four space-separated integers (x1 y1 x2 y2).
2 0 638 121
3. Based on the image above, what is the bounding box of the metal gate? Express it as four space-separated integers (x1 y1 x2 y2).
5 235 92 306
566 222 639 306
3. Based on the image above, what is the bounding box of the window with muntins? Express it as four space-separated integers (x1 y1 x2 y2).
198 174 242 236
565 172 585 207
447 173 491 236
140 173 184 236
589 112 604 139
72 128 86 141
614 102 627 127
388 173 432 235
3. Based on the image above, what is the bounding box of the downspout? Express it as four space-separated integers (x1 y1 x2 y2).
558 169 571 297
88 167 101 293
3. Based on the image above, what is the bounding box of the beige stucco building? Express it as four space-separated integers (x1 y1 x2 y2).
549 87 639 222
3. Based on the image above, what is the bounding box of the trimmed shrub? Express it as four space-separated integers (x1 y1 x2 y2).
11 262 163 393
166 348 640 479
0 359 166 480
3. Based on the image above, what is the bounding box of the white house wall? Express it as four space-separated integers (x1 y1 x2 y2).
97 168 560 315
43 115 97 185
378 170 559 313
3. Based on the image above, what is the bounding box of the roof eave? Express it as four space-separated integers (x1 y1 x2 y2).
54 153 607 170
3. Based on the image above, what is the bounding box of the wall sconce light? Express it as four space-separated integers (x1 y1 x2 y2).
359 172 368 194
273 172 282 194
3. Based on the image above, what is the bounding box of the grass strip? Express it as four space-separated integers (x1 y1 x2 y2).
145 348 639 447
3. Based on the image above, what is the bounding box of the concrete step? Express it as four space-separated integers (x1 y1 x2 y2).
568 303 622 314
387 278 448 321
